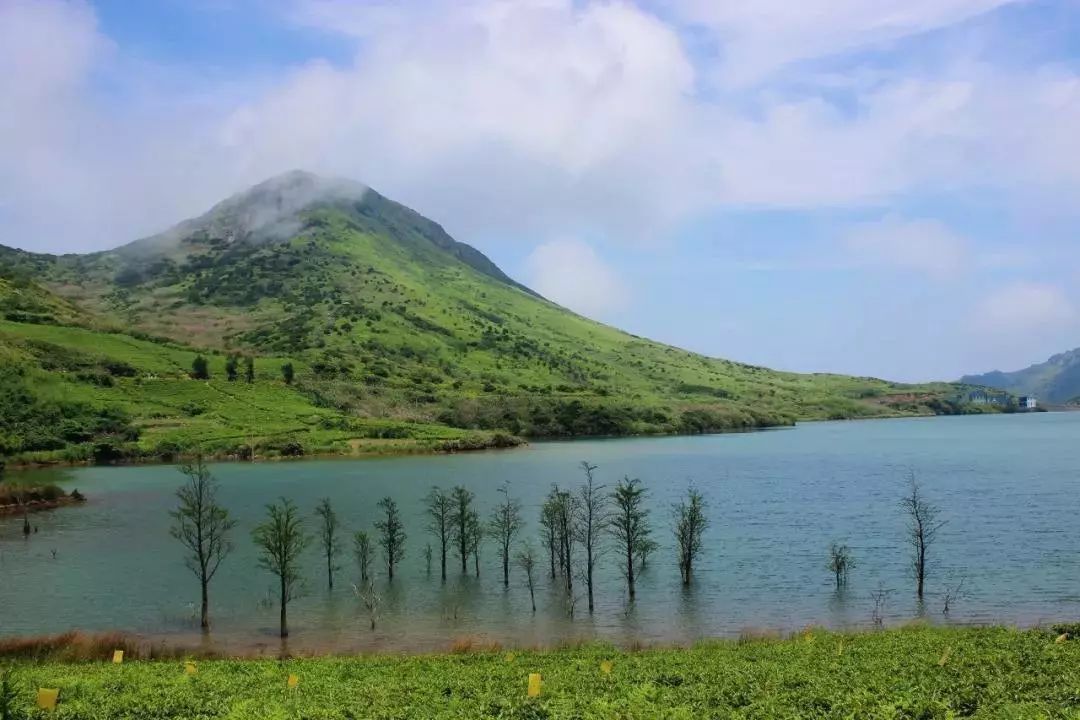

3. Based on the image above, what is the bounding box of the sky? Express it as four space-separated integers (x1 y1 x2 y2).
2 0 1079 382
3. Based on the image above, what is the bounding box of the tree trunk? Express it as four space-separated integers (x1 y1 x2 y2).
440 540 447 582
200 580 210 631
327 553 334 590
529 584 536 613
502 546 510 588
279 581 288 638
626 547 636 601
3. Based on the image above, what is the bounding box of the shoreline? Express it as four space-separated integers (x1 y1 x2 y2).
0 407 987 473
1 620 1075 662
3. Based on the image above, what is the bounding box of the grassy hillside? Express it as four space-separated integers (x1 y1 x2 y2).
2 626 1077 718
0 171 986 465
962 348 1080 405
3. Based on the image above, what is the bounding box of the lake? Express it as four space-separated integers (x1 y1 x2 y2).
1 413 1078 653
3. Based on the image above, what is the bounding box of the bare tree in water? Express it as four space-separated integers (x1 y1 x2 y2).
609 476 650 601
450 486 476 574
252 498 311 638
315 497 342 590
353 530 374 583
827 543 855 589
900 475 945 600
424 486 452 581
170 456 236 631
489 481 523 587
375 497 406 581
515 543 538 613
575 462 609 613
353 579 381 631
673 486 708 586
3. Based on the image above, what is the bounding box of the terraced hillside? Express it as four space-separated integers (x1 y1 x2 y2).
0 171 983 465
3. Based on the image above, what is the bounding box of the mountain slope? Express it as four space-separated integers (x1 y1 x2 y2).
961 349 1080 404
0 172 983 465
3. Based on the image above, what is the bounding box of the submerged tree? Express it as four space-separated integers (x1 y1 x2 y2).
900 476 945 600
542 485 579 593
468 510 483 577
375 496 406 580
610 476 650 601
488 481 523 587
353 530 374 583
425 486 453 581
515 543 538 613
169 456 236 631
827 543 855 589
575 462 609 613
450 486 476 574
353 579 381 631
673 486 708 586
539 493 559 580
635 536 659 570
315 497 342 590
252 498 311 638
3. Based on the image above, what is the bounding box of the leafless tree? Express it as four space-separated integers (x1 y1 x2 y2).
424 486 452 581
942 577 967 616
609 476 650 601
673 486 708 585
515 543 538 613
353 530 374 583
575 462 609 613
169 456 236 631
315 497 341 590
870 584 892 629
375 496 406 580
252 498 311 638
353 579 381 631
544 485 580 593
900 475 946 599
424 543 433 575
489 481 523 587
450 486 476 574
468 511 483 577
828 543 855 589
539 491 559 579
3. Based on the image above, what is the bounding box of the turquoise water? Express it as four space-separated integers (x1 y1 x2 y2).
1 413 1078 652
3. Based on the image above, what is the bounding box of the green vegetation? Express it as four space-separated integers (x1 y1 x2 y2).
0 171 992 466
2 626 1077 718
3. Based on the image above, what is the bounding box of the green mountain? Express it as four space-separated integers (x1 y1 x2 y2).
1 171 980 466
961 349 1080 405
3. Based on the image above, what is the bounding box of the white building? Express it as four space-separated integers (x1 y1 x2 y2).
1019 396 1037 410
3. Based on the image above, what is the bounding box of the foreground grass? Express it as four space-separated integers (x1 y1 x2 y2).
3 627 1078 719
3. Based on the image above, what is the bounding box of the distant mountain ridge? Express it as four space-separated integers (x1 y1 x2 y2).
961 348 1080 404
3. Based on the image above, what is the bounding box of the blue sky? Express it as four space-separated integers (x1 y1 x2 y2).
2 0 1079 381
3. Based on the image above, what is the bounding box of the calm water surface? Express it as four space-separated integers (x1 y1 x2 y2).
1 413 1078 652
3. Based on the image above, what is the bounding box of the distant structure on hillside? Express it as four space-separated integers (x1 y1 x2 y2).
1019 395 1038 410
967 389 1008 406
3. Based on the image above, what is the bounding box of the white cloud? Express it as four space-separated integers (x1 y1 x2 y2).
844 215 969 278
663 0 1021 84
525 239 628 317
975 282 1074 333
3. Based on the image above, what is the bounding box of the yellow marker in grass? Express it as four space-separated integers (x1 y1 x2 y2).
836 641 844 657
287 674 299 689
184 661 197 675
505 652 516 663
36 688 59 711
1055 633 1069 644
112 650 124 664
938 647 952 667
527 673 542 698
599 660 613 675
